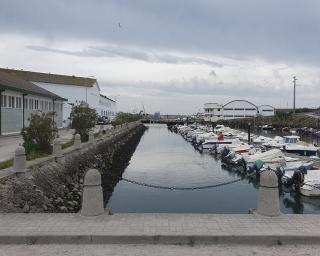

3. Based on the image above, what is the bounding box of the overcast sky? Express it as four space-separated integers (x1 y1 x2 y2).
1 0 320 114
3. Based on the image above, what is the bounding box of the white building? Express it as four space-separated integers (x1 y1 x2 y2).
0 68 117 127
203 100 275 122
99 94 117 121
0 70 65 134
258 105 275 117
203 103 223 122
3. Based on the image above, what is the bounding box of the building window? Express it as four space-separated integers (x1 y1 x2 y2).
34 100 39 110
29 99 34 110
45 102 48 111
16 97 22 109
1 95 7 107
24 98 28 109
8 96 15 108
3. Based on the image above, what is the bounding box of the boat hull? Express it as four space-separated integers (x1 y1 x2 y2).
284 149 317 156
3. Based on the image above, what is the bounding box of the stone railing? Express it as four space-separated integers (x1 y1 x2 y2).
1 121 142 180
80 167 281 217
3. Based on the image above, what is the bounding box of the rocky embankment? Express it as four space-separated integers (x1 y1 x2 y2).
0 124 147 213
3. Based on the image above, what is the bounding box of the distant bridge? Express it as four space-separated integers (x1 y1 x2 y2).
141 119 186 125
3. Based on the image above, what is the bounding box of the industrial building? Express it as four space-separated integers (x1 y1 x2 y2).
0 68 117 127
0 70 65 135
203 100 275 122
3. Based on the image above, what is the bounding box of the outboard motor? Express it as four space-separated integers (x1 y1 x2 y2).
246 160 264 176
236 157 247 169
220 147 230 161
283 170 304 192
297 165 308 175
274 166 285 185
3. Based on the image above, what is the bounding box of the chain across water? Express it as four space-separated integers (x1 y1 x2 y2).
121 177 242 190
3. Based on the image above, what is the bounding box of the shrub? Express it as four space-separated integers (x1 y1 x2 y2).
70 102 97 142
21 112 57 155
111 112 141 126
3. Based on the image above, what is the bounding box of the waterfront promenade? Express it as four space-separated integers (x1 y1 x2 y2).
0 213 320 244
1 213 320 254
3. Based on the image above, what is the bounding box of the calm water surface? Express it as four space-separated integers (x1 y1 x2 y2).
107 124 320 213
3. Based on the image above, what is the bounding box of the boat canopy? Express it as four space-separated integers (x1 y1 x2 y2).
283 136 300 144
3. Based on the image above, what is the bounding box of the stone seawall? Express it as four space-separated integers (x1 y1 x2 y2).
0 122 146 213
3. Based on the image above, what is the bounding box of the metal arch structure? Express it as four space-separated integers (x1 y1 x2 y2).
222 99 258 109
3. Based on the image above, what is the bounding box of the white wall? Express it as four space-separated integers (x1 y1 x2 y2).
223 100 258 119
34 81 101 127
98 96 117 121
258 105 275 117
203 100 276 121
1 89 63 134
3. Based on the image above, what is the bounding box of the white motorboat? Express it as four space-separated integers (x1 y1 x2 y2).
243 149 287 164
252 135 273 144
200 138 240 150
262 136 284 148
284 141 318 156
301 180 320 197
283 169 320 197
195 132 217 144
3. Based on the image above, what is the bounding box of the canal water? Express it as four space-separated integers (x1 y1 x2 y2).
107 124 320 214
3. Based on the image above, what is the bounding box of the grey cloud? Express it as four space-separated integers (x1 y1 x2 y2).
26 45 104 57
102 77 289 98
1 0 320 65
26 44 224 67
209 70 216 76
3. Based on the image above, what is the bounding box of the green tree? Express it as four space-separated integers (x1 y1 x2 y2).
21 112 57 155
70 102 97 142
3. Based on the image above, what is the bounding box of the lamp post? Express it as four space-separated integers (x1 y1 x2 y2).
293 76 297 115
248 122 251 144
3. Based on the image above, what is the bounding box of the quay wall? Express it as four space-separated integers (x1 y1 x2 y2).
0 121 147 213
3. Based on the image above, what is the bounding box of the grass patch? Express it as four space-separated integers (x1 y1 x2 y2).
0 159 13 170
26 151 49 161
61 139 74 150
94 132 101 139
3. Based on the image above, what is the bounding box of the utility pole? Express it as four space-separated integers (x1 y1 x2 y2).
293 76 297 115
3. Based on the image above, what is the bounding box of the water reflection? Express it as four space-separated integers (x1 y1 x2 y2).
107 124 320 214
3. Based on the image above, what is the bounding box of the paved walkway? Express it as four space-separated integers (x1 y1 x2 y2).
0 129 74 163
0 213 320 245
0 125 112 163
1 244 319 256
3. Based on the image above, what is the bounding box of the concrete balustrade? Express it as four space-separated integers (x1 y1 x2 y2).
74 134 81 149
53 138 64 164
88 131 94 143
14 146 30 178
81 168 104 216
256 169 281 217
